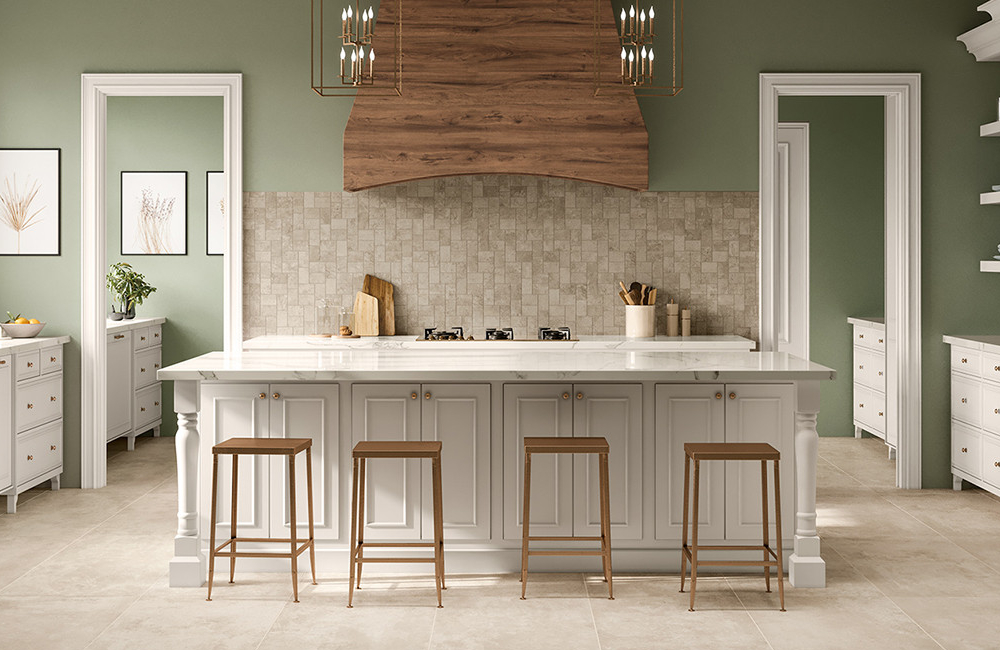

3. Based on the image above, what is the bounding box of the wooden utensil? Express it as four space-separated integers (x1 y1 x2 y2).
619 281 630 297
629 282 642 295
619 289 631 305
352 291 380 336
649 288 657 305
640 284 648 304
362 274 395 335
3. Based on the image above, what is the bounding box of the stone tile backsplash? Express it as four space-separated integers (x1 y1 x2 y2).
242 176 758 342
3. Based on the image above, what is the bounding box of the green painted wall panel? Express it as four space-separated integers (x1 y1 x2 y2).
779 96 885 439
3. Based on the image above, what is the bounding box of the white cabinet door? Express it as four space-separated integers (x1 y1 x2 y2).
724 384 795 541
106 332 132 440
502 384 573 540
573 383 643 540
269 384 340 540
653 384 725 541
200 384 270 539
0 356 10 493
421 384 491 541
351 384 422 540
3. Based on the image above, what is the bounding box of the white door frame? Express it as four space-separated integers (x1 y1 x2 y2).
776 122 810 361
759 73 921 489
80 73 243 489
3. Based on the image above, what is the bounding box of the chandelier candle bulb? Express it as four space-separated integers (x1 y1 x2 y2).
648 49 654 78
639 9 645 37
346 5 353 36
369 48 375 78
649 6 655 35
340 48 346 79
621 48 627 78
351 49 357 82
641 47 647 78
341 8 348 38
620 8 627 36
628 49 635 79
629 4 636 35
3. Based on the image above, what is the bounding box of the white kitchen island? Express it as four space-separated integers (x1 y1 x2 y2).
159 347 835 590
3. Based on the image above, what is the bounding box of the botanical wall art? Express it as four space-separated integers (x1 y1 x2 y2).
121 171 187 255
206 171 225 255
0 148 61 255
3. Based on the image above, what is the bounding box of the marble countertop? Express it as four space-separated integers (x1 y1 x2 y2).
943 334 1000 353
107 317 165 333
0 335 71 353
159 349 835 382
243 334 757 351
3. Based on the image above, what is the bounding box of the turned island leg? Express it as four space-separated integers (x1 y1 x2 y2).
170 379 205 587
789 380 826 588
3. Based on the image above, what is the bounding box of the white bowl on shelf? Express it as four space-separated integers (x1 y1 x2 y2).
0 322 46 339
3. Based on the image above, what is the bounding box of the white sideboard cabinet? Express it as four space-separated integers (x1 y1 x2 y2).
107 317 164 450
848 317 894 457
944 335 1000 496
1 336 70 513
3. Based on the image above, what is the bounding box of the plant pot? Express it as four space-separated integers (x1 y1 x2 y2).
109 309 124 321
124 304 136 320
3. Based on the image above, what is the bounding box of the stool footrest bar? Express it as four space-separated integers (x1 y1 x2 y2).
527 536 603 542
528 550 605 557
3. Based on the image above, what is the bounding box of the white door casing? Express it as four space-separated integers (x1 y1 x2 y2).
776 123 810 361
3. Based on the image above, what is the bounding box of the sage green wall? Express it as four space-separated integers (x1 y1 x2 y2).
1 0 998 487
106 96 224 439
779 97 885 438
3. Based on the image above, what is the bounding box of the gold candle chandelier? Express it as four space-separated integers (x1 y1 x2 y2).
311 0 402 97
595 0 682 97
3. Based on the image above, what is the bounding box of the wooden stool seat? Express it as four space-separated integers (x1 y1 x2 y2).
521 436 613 600
680 441 785 612
207 437 316 603
348 440 446 608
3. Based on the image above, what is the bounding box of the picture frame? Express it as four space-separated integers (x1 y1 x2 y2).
206 171 225 256
0 148 61 256
121 171 187 255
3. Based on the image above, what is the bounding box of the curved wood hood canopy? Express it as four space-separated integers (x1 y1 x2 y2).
343 0 648 191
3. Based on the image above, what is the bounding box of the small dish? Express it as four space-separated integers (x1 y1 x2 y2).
1 322 46 339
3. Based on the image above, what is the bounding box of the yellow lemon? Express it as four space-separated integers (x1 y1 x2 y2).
27 319 40 324
14 317 29 324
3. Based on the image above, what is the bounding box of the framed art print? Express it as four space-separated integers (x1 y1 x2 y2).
206 171 225 255
0 148 61 255
121 171 187 255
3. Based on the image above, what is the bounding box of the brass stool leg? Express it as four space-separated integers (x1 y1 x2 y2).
679 453 690 593
688 459 700 612
229 454 239 584
434 453 446 591
761 459 771 593
206 452 220 602
289 453 300 603
599 453 609 583
520 449 532 600
773 459 786 612
356 458 366 589
347 456 359 608
432 455 444 607
306 447 317 586
600 451 613 600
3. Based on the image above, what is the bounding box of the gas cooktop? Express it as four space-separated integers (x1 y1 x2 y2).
418 327 575 341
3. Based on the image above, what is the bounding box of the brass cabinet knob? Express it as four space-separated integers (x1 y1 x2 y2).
995 461 1000 468
995 365 1000 372
859 333 864 339
411 392 418 400
154 363 160 369
27 361 33 367
859 364 864 370
995 409 999 415
878 411 884 417
50 445 56 451
26 455 33 461
258 392 266 400
962 358 968 363
140 407 146 412
50 396 56 402
140 336 146 341
729 392 736 400
272 392 280 400
140 367 146 373
859 403 864 408
154 401 159 407
962 447 968 453
562 392 570 400
0 359 5 365
878 371 883 376
154 332 160 338
424 392 431 400
878 338 884 344
715 392 722 400
50 356 56 362
27 403 33 409
961 398 968 404
114 334 125 340
576 392 583 400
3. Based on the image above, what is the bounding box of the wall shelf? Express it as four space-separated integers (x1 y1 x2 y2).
981 260 1000 273
981 191 1000 204
982 120 1000 137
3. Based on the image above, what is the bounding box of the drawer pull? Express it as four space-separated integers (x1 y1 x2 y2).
729 392 737 400
962 398 968 404
878 371 883 376
0 359 5 365
859 403 864 408
26 403 33 409
140 407 146 412
962 447 968 453
27 361 33 368
715 392 722 400
272 392 280 400
154 332 160 338
576 392 584 400
562 392 570 400
50 445 56 451
140 367 146 373
962 358 968 364
154 401 159 407
258 392 266 400
140 336 146 341
878 411 884 417
878 338 883 344
858 364 864 370
411 392 417 400
424 392 431 400
50 396 56 402
26 455 33 461
995 462 1000 468
995 365 1000 372
114 334 125 340
50 356 56 362
859 334 864 339
154 363 160 369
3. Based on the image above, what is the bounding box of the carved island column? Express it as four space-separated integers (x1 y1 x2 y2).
790 380 826 587
169 379 205 587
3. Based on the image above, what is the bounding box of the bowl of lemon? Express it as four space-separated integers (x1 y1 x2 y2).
1 313 46 339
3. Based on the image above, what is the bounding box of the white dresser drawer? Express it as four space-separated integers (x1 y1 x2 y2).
983 352 1000 385
16 420 62 487
952 421 982 479
134 347 161 390
952 374 982 427
134 383 162 429
15 373 62 434
951 347 981 377
40 346 62 375
0 355 9 370
982 435 1000 491
148 324 162 346
854 347 885 391
16 350 40 381
854 326 885 351
854 384 885 434
134 327 151 350
984 384 1000 435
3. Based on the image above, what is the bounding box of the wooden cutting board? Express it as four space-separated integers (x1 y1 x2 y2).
362 274 395 336
352 292 379 337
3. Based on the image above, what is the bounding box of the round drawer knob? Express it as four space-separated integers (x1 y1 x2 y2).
859 403 864 408
878 371 883 376
0 360 5 365
962 358 968 363
859 334 864 339
562 393 570 400
995 461 1000 468
729 392 736 400
995 366 1000 372
962 398 968 404
858 364 864 370
272 393 280 400
154 401 159 407
140 407 146 412
154 363 160 369
878 411 884 417
50 445 56 451
140 336 146 341
424 392 431 400
715 392 722 400
140 368 146 373
576 393 583 400
258 393 266 400
50 396 56 402
878 338 884 344
411 392 418 400
26 362 33 368
50 357 56 362
26 403 33 409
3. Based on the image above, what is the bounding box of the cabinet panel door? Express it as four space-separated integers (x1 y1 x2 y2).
573 384 642 540
654 384 725 541
421 384 491 541
0 357 10 493
724 384 795 541
106 332 132 440
502 384 573 540
199 384 270 539
269 384 340 540
351 384 421 540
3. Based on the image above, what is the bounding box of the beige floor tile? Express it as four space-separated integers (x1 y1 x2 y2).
93 492 180 537
878 488 1000 537
946 534 1000 567
891 596 1000 650
0 535 76 591
0 595 136 650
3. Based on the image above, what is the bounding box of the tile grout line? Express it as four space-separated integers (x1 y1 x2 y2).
254 593 295 650
426 598 438 650
582 573 603 650
82 577 159 650
725 577 776 650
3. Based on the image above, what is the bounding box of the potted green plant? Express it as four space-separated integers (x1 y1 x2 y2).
106 262 156 320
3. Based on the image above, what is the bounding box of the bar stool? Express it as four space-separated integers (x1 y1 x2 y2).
520 436 613 600
207 437 316 602
680 442 785 611
348 440 445 608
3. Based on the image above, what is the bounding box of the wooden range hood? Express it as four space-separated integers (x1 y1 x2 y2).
342 0 648 191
